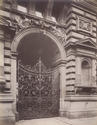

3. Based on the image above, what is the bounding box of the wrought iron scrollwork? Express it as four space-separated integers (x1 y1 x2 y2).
17 57 59 120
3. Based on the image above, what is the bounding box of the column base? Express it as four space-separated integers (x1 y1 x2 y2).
59 111 65 117
0 94 15 125
64 95 97 119
0 116 15 125
64 110 97 119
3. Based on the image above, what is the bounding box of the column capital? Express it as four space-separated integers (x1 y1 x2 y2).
52 59 66 68
11 51 18 59
0 29 5 41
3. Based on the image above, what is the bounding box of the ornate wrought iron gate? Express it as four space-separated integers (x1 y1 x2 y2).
17 58 59 120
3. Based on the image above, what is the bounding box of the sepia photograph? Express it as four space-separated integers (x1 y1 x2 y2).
0 0 97 125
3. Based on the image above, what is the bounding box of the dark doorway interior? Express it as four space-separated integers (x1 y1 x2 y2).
17 33 60 120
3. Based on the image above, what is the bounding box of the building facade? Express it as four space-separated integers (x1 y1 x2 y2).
0 0 97 125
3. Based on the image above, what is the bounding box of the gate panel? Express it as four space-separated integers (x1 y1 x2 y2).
17 58 59 120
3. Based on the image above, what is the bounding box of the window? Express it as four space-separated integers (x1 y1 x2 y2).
75 60 97 95
81 60 91 86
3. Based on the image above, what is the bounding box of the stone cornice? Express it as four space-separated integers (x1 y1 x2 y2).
65 41 97 52
72 0 97 14
0 7 66 42
75 52 96 59
0 6 66 28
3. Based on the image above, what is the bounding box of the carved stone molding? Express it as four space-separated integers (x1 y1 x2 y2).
0 15 66 44
0 17 11 27
14 16 66 43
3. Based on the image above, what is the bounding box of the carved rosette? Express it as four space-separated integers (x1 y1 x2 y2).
77 16 93 35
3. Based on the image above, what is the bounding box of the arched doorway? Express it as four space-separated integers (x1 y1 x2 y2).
17 32 61 120
11 28 66 120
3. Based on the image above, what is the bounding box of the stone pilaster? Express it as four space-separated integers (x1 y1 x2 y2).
0 29 5 92
96 61 97 85
4 33 12 92
11 52 18 116
0 30 15 125
59 62 66 116
64 1 97 118
65 54 76 94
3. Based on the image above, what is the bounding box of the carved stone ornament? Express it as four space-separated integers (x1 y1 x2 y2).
0 16 11 26
9 15 66 43
77 16 93 34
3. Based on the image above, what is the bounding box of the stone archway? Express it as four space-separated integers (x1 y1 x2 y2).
11 28 66 120
11 28 66 60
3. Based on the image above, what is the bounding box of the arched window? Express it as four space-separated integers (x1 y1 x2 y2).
81 60 91 86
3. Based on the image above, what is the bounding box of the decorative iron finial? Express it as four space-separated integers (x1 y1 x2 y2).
39 56 42 74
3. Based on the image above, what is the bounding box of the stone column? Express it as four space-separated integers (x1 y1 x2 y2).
0 29 5 92
11 52 18 117
59 62 66 116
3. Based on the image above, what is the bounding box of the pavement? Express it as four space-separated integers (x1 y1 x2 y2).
16 116 97 125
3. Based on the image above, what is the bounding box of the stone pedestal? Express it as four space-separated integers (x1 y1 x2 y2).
0 94 15 125
64 95 97 118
